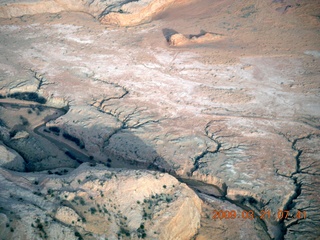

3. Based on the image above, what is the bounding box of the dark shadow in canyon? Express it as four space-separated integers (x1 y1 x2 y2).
0 100 172 174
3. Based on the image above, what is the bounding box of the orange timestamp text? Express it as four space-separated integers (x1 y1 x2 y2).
212 209 307 220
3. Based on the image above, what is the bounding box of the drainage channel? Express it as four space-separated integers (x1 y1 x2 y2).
0 99 284 240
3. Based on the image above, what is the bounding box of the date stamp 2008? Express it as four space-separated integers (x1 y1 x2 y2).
212 209 307 220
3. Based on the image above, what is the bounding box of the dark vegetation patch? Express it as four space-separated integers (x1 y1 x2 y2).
36 105 45 111
43 128 51 133
48 126 60 135
119 227 131 237
74 231 83 240
63 132 84 149
137 224 147 238
19 115 29 126
89 207 97 214
8 92 46 104
65 151 76 160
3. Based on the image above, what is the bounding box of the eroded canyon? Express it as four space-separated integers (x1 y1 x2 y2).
0 0 319 239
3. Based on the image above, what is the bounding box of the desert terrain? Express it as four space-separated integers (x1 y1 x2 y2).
0 0 319 239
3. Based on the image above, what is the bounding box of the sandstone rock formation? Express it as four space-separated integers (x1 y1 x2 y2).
0 0 64 18
0 163 201 239
0 143 25 171
100 0 187 26
168 32 224 46
0 0 189 26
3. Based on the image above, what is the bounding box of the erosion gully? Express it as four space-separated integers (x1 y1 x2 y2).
0 99 286 240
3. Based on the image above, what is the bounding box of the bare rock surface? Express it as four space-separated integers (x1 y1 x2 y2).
168 32 224 46
0 163 201 239
0 143 25 171
0 0 319 239
100 0 189 26
0 0 186 26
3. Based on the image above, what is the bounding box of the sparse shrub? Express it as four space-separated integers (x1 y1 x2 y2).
37 223 43 230
36 105 45 111
119 227 130 237
20 115 29 126
79 198 85 205
75 231 83 240
137 224 147 239
8 92 46 104
90 207 97 214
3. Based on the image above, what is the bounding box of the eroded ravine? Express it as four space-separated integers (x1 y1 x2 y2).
0 97 291 240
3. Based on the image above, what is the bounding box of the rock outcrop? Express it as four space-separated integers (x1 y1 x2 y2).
0 0 189 26
168 32 224 46
0 143 25 171
0 163 202 240
100 0 186 26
